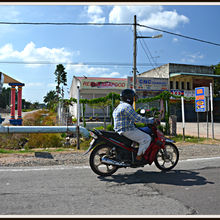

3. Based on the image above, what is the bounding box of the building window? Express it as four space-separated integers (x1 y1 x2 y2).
170 81 173 89
187 82 190 90
176 81 179 89
181 81 185 90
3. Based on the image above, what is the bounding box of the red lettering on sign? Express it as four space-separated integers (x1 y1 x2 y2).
196 95 204 100
197 89 203 94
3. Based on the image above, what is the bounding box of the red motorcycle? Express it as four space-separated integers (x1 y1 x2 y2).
84 111 179 176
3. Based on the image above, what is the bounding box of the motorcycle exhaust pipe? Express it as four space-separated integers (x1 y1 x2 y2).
101 156 130 167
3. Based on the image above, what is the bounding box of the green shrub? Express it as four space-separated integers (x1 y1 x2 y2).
0 133 29 150
79 137 93 151
26 133 63 149
106 124 114 131
94 126 104 130
135 122 146 128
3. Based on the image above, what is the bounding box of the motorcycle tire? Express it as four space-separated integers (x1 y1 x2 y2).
89 144 119 176
154 142 179 171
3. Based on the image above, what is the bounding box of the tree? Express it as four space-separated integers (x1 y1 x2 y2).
22 99 32 110
212 63 220 96
89 99 111 130
43 90 57 109
31 102 41 109
54 64 67 99
0 87 10 109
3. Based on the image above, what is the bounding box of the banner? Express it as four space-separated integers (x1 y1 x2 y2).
79 78 127 90
127 77 168 91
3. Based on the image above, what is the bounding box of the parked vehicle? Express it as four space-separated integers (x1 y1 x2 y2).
84 110 179 176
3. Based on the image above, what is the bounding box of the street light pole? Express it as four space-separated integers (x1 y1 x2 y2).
132 15 162 110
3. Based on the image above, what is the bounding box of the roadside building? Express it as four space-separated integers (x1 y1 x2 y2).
69 76 127 119
69 63 220 122
139 63 220 122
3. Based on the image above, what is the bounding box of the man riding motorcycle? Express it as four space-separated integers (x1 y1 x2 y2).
113 89 155 163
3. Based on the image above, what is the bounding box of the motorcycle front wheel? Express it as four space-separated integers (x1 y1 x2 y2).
154 143 179 171
89 144 119 176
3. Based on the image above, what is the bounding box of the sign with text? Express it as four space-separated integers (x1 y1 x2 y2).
195 87 209 112
80 78 127 90
127 77 168 91
170 90 195 99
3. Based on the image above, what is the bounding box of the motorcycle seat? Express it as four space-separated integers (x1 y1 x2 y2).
100 130 133 146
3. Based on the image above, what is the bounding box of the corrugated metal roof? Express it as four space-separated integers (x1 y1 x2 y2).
170 72 220 78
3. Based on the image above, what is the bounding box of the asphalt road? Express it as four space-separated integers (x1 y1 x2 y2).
0 157 220 216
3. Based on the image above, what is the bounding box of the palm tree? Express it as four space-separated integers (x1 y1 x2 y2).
54 64 67 99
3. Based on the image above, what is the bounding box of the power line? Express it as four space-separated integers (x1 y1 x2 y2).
138 31 159 69
0 21 132 26
0 20 219 47
0 60 165 67
137 24 220 47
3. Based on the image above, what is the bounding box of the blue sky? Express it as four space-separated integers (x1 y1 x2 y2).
0 3 220 103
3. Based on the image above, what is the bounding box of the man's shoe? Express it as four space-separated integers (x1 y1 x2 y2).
133 156 147 167
136 155 143 161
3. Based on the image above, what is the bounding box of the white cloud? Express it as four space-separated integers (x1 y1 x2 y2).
25 82 44 87
88 5 103 15
86 5 105 23
181 52 204 63
100 71 121 78
173 38 179 42
0 42 77 68
109 6 189 32
66 63 126 78
66 63 109 76
47 83 57 88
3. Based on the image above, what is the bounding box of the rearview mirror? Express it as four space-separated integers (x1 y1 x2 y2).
140 109 146 116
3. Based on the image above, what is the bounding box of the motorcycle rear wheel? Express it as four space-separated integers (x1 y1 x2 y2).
154 143 179 171
89 144 119 176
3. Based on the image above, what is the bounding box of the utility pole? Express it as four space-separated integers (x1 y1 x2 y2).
133 15 137 93
132 15 162 110
133 15 137 110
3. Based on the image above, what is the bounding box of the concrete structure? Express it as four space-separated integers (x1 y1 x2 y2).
0 72 25 125
70 76 127 119
140 63 220 122
139 63 216 96
69 63 220 121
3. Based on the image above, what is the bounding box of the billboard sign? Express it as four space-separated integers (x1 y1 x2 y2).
79 78 127 90
127 77 168 91
195 87 209 112
170 90 195 99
